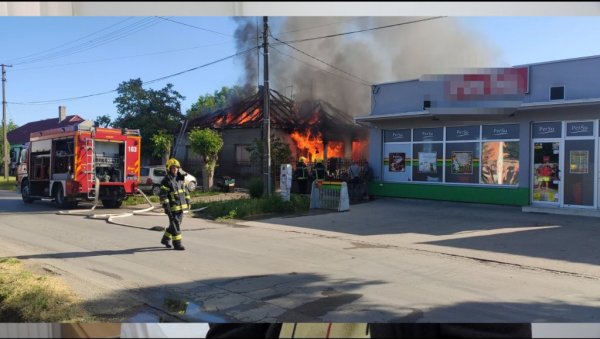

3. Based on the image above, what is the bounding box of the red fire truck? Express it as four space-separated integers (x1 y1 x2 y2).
16 122 141 208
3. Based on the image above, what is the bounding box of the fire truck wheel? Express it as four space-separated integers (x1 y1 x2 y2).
102 199 123 209
54 185 70 209
21 180 34 203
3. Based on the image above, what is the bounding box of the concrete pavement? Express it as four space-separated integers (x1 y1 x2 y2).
240 197 600 280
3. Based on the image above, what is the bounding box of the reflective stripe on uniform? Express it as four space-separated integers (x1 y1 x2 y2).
172 234 182 241
163 231 173 239
171 204 188 212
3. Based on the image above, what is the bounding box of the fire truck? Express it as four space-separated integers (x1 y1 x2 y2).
16 121 141 208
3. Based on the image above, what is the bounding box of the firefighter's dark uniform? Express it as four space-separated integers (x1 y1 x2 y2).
160 164 190 251
294 160 309 194
312 161 326 181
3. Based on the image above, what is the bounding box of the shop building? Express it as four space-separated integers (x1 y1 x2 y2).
355 55 600 210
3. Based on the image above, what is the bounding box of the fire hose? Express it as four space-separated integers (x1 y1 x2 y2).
57 179 206 229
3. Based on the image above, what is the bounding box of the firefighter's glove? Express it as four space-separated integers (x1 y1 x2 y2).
186 199 191 210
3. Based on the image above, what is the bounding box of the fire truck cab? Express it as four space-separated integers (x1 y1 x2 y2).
16 122 141 209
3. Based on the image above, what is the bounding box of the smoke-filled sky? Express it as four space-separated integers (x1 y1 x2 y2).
235 16 502 117
3 15 600 126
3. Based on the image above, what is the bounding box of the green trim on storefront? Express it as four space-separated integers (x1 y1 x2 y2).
369 181 530 206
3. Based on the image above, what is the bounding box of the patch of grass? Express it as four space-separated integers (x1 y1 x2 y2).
0 258 91 322
122 194 160 206
197 194 310 220
190 190 220 198
123 190 222 206
0 177 16 191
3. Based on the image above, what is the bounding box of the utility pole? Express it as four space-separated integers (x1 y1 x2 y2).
262 16 271 196
2 64 12 181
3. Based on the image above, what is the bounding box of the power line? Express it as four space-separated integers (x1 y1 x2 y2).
274 16 446 44
2 17 135 65
8 45 260 105
273 16 366 37
270 45 370 87
7 17 163 66
270 33 372 86
10 40 235 72
156 16 232 37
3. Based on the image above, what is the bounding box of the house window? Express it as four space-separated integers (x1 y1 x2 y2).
235 144 251 163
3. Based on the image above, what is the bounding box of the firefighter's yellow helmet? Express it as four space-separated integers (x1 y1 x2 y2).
298 156 307 163
166 158 181 169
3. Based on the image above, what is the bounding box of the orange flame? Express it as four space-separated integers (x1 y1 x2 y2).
238 108 260 125
214 113 233 127
290 130 345 162
352 140 369 161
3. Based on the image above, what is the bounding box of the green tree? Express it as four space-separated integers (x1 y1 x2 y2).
246 134 292 191
1 119 19 175
112 78 185 161
188 128 224 191
151 129 173 165
246 134 292 166
186 85 255 120
93 114 112 128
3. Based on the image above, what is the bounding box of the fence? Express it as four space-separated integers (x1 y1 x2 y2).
309 180 350 212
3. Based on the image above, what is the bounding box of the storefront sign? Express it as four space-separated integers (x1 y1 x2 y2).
444 67 529 100
384 129 411 143
413 127 443 142
446 125 480 141
566 121 594 137
532 122 562 139
482 124 519 140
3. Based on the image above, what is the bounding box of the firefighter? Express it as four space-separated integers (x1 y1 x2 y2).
294 156 309 194
160 158 191 251
312 159 326 181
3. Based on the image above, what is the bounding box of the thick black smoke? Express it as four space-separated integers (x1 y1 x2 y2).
234 16 502 117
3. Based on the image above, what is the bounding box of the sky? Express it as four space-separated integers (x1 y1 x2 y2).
2 5 600 128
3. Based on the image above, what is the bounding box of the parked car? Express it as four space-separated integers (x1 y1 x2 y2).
139 165 198 195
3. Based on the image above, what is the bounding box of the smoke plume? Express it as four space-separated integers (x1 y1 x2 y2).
234 16 503 117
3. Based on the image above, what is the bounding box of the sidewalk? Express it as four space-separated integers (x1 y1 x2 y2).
240 197 600 280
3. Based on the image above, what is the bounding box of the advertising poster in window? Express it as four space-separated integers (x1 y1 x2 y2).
389 152 406 172
481 141 520 185
570 150 589 174
419 152 437 174
451 151 473 174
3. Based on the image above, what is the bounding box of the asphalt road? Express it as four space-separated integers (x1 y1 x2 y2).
1 189 600 322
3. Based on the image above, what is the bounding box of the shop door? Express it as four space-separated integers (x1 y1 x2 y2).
563 139 595 207
532 142 560 204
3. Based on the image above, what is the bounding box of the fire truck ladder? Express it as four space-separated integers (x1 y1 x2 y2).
84 138 96 199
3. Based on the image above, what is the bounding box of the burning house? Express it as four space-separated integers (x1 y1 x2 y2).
178 87 368 184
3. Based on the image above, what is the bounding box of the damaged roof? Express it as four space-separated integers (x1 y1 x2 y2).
186 87 366 139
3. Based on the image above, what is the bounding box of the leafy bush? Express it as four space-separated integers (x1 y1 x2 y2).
199 193 310 220
248 177 264 198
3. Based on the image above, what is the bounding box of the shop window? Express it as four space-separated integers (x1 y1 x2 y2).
445 142 480 184
550 86 564 100
412 143 443 182
423 100 431 110
383 143 411 182
481 141 519 185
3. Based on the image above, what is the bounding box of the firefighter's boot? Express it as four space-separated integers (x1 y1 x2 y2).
173 240 185 251
160 236 172 248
